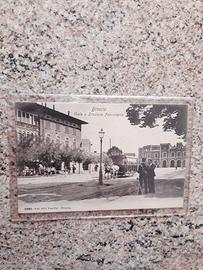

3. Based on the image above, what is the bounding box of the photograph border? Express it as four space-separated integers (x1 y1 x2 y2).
5 94 193 222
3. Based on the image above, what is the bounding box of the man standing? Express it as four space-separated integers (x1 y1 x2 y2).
147 159 156 193
137 158 149 194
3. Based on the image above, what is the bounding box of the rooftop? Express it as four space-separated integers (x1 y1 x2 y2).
15 102 88 125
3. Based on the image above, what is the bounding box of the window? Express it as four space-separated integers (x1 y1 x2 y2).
34 116 38 126
69 127 73 135
73 139 76 149
46 134 51 143
162 152 167 158
171 151 175 157
17 110 21 121
56 123 60 131
46 121 51 129
30 114 33 125
65 138 69 147
65 126 69 133
177 151 181 157
154 153 158 158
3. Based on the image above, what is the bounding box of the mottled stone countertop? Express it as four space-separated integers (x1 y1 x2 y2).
0 0 203 269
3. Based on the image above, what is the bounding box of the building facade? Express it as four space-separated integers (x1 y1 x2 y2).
15 103 87 149
81 139 92 153
138 143 186 168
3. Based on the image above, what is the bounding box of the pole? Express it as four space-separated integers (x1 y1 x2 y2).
99 138 103 185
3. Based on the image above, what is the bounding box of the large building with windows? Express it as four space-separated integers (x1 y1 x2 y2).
15 103 88 149
138 143 186 168
81 139 92 153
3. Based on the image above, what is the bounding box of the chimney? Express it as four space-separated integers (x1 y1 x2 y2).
68 111 70 115
53 105 55 110
45 103 47 107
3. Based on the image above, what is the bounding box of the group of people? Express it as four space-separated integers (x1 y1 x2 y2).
137 158 156 194
21 163 78 177
104 164 119 180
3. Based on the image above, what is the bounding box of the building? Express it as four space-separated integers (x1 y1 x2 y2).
81 139 92 153
138 143 186 168
15 103 88 149
123 153 138 166
123 153 138 171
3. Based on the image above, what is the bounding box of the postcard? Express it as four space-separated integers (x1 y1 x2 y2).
8 95 193 220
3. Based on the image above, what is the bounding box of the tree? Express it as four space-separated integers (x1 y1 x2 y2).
126 104 188 139
59 144 72 168
107 146 124 165
71 148 86 173
16 138 64 174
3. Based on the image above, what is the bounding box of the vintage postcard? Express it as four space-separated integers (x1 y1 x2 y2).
8 96 193 220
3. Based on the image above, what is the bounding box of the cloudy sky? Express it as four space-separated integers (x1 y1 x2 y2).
47 102 184 155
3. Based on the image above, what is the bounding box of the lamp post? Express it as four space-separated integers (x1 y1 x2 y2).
99 128 105 185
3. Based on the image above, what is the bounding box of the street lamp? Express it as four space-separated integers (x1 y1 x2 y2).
99 128 105 185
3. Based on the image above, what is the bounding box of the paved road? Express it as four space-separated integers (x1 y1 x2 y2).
18 177 184 203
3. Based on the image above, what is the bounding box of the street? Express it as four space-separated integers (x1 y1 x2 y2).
17 168 185 213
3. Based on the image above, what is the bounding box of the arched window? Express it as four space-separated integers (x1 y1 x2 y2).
171 151 175 157
177 151 181 157
177 160 181 167
162 152 167 158
170 160 175 167
162 160 167 168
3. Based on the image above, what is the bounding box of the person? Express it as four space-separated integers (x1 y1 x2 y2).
147 159 156 193
137 158 149 194
94 164 99 172
72 164 76 174
104 165 111 180
88 163 92 174
51 166 56 175
111 164 119 178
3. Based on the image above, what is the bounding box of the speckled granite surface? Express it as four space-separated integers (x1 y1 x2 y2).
0 0 203 269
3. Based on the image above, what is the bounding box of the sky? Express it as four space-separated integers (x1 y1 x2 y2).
46 102 184 155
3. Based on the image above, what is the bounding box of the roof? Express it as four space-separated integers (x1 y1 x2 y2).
15 102 88 125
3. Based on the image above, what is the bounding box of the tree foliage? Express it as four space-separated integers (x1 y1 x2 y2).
107 146 124 165
126 104 188 139
16 136 96 173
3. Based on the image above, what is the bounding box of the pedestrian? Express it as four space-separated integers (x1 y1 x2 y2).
104 165 111 180
88 163 92 174
72 164 76 174
94 164 99 172
147 159 156 193
137 158 149 194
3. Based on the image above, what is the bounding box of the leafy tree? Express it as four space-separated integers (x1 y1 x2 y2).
126 104 188 139
58 144 72 168
16 138 64 173
107 146 124 165
71 148 87 173
16 136 35 173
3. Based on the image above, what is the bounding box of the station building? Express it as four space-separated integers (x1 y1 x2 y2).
138 143 186 168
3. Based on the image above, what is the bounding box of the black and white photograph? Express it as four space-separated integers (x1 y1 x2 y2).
14 100 190 214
